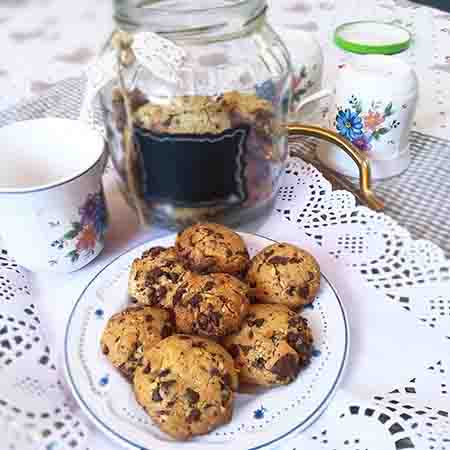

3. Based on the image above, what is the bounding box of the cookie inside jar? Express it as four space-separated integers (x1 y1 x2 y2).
110 88 288 228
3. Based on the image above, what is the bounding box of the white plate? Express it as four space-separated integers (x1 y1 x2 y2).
64 232 349 450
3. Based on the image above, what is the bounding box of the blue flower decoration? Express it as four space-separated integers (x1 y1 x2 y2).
254 406 267 419
46 443 58 450
95 308 104 319
99 375 109 387
303 303 314 310
312 347 321 358
336 108 363 141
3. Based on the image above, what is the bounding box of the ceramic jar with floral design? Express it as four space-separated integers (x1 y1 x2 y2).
317 55 418 180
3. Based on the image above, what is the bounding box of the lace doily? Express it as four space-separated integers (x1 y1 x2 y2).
1 156 449 449
0 250 91 450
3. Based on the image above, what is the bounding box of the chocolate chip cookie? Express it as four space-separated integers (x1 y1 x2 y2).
246 243 321 308
100 306 173 380
173 273 249 337
223 304 313 386
128 246 191 308
134 335 238 440
175 223 250 276
134 96 231 135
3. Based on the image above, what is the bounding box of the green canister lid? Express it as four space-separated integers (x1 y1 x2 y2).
334 21 412 55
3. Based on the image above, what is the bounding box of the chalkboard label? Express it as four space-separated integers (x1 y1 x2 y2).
134 126 250 207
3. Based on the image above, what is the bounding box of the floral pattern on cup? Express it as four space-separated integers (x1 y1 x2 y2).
51 190 108 263
255 66 317 114
291 65 315 106
334 96 400 151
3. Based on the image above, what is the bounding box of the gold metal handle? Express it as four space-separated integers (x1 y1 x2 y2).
285 123 384 211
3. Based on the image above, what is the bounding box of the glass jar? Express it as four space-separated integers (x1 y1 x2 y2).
101 0 382 229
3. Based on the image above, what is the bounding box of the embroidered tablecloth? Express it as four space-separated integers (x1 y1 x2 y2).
0 1 449 450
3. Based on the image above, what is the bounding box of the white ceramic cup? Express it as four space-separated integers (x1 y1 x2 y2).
0 118 108 273
299 55 418 179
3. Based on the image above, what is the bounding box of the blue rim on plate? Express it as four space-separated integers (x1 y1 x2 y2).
64 232 349 450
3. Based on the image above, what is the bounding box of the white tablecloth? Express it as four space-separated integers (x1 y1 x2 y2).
1 1 450 450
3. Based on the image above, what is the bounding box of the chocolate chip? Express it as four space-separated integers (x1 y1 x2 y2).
152 388 163 402
288 315 303 327
268 256 290 265
286 332 305 353
210 367 220 376
192 257 216 273
187 408 201 423
249 281 257 288
252 318 265 327
184 388 200 404
159 368 171 377
253 357 266 369
146 268 164 283
166 272 180 283
197 313 209 330
264 249 274 258
222 373 232 387
239 345 252 355
248 330 254 339
154 409 168 417
173 287 186 306
189 294 202 308
296 343 312 356
287 286 296 296
101 344 109 355
160 324 172 339
225 248 233 257
156 286 168 299
145 315 153 322
142 247 165 258
227 344 240 358
210 311 222 327
160 380 176 392
201 227 214 236
143 363 151 374
120 366 134 381
203 281 215 291
192 341 207 349
270 354 300 380
297 286 309 299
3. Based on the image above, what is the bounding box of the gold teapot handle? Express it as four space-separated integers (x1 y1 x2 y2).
285 123 384 211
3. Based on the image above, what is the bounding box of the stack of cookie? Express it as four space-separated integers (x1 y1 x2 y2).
100 223 320 440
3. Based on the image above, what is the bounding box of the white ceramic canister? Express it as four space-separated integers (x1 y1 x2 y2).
317 55 418 179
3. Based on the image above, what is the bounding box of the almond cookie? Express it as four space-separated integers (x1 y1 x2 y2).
223 304 313 386
100 306 173 380
246 243 320 308
173 273 249 337
128 246 191 308
175 223 250 276
133 335 238 440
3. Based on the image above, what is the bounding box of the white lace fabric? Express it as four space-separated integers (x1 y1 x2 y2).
1 0 450 448
1 155 449 450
